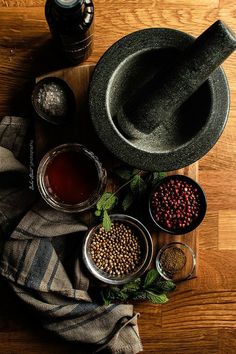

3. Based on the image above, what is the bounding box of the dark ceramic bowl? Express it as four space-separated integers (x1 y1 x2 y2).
89 28 230 171
32 77 75 125
82 214 153 285
149 175 207 235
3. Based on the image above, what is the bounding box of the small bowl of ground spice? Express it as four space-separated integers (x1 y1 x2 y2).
32 77 75 125
156 242 196 281
149 175 207 235
83 214 153 285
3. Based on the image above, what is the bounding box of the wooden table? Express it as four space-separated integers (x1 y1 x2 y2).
0 1 236 353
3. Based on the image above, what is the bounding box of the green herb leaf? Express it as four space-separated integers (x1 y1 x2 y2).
122 278 141 293
132 169 141 175
132 291 148 301
144 269 160 288
103 210 112 231
130 175 146 195
95 210 102 217
146 291 169 304
96 192 118 211
150 280 176 293
101 290 112 305
122 192 134 211
151 172 167 188
101 286 121 304
159 172 167 178
114 166 133 181
100 269 175 306
118 291 129 301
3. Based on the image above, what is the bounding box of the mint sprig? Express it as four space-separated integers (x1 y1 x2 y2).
100 269 176 305
95 167 167 231
95 192 118 231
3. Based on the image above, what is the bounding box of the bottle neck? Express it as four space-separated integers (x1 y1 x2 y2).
55 0 84 9
53 0 85 19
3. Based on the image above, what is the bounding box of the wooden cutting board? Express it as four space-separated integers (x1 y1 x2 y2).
35 64 198 279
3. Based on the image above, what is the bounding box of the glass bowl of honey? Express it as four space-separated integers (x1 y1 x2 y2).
37 143 107 213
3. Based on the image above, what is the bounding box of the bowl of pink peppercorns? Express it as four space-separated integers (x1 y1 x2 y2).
149 175 207 235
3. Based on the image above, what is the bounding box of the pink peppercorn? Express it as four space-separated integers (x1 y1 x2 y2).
150 176 204 232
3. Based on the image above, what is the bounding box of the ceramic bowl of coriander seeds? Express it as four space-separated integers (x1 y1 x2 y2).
82 214 153 285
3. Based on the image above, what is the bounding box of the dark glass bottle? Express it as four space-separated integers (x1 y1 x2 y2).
45 0 94 65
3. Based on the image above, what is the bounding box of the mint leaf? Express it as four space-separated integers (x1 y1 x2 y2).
151 280 176 293
132 291 148 301
130 175 146 194
101 290 112 305
103 210 112 231
122 192 134 211
159 172 167 179
100 269 175 305
95 210 102 217
118 291 129 301
96 192 118 211
132 169 141 175
151 172 167 187
122 278 141 293
96 192 112 210
146 292 169 304
144 269 159 288
114 167 133 181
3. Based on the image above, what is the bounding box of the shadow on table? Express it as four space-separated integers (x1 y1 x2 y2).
8 34 76 119
0 277 93 354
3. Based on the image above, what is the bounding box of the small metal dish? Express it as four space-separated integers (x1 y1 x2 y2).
149 174 207 235
32 77 75 125
156 242 196 282
83 214 153 285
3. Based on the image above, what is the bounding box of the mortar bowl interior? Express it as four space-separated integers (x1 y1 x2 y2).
89 28 230 171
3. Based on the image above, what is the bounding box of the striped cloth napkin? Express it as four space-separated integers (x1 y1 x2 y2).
0 116 143 354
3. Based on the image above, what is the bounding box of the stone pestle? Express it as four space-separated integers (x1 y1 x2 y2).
117 20 236 139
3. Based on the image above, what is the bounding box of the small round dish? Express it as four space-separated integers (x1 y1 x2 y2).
37 143 107 213
83 214 153 285
156 242 196 282
149 174 207 235
32 77 75 125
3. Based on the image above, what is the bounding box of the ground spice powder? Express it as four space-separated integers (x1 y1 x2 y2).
160 247 186 274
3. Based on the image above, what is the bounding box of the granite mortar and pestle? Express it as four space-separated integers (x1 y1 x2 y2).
89 20 236 171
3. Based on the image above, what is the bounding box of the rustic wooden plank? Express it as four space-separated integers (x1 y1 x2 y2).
197 250 236 290
152 164 199 279
162 0 219 6
218 210 236 250
198 211 218 250
0 0 236 353
199 170 236 211
0 0 44 6
140 328 219 354
161 289 236 329
219 329 236 354
36 65 199 281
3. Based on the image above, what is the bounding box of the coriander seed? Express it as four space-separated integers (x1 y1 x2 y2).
90 222 142 277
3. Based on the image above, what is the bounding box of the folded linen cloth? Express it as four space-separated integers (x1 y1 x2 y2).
0 116 143 354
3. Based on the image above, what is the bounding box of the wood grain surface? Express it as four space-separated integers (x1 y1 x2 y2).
36 64 199 281
0 0 236 353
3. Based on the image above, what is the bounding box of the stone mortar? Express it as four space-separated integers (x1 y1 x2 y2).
89 26 231 171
